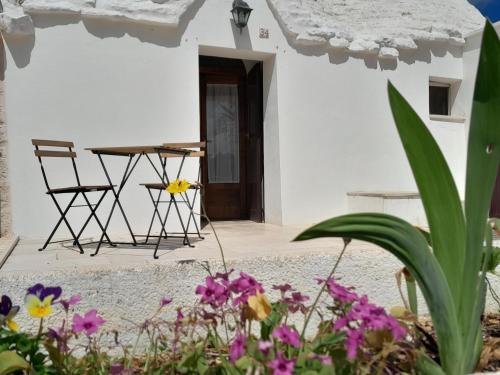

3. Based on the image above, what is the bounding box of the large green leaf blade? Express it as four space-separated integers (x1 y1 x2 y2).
0 351 30 375
461 21 500 360
295 213 463 374
387 82 465 306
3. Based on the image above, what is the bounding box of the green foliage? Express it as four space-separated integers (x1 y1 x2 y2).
295 21 500 375
0 351 30 375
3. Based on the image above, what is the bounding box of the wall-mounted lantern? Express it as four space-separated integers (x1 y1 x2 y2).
231 0 253 33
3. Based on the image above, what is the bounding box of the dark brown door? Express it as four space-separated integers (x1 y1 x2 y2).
200 59 248 220
246 63 264 222
491 166 500 218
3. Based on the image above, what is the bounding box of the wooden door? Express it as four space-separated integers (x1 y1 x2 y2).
200 59 247 220
491 166 500 218
246 63 264 222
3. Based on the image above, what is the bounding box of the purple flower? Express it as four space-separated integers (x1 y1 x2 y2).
27 284 62 303
319 278 358 304
329 286 407 360
272 324 301 348
72 309 106 336
59 295 81 312
229 333 246 363
47 324 69 352
272 284 293 293
160 297 172 307
284 292 309 314
268 352 296 375
214 269 234 285
109 364 131 375
0 295 19 321
345 328 364 359
195 277 229 308
258 340 273 355
314 354 332 365
230 272 264 305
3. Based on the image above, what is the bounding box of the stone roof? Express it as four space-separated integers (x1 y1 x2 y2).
0 0 485 57
268 0 485 57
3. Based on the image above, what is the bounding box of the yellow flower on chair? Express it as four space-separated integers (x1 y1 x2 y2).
166 179 191 195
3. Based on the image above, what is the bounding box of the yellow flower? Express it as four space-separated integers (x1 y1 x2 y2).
166 179 191 195
6 319 18 332
26 295 53 318
247 292 272 321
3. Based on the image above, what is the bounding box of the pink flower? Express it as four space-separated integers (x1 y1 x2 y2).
59 295 81 312
329 287 407 360
272 284 293 293
195 277 229 308
346 328 364 359
268 352 296 375
272 324 301 348
258 340 273 355
230 272 264 305
160 297 172 307
229 333 246 363
315 354 332 365
72 309 105 336
284 292 309 314
319 278 358 303
214 269 234 285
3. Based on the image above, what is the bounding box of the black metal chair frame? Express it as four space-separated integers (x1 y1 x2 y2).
142 146 205 259
33 139 114 254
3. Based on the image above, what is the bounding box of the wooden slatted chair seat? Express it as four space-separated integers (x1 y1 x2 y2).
47 185 115 195
140 182 202 190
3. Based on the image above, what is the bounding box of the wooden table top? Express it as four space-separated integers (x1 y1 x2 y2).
85 145 191 156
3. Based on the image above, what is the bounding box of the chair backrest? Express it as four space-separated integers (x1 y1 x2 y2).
32 139 81 190
161 142 206 158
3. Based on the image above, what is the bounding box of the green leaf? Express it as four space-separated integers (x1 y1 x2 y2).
295 213 463 374
461 21 500 367
416 353 446 375
405 274 418 316
235 356 252 370
388 82 465 307
312 332 344 352
0 351 30 375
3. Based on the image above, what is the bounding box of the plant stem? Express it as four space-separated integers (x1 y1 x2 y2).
200 193 227 272
127 327 144 369
300 239 350 340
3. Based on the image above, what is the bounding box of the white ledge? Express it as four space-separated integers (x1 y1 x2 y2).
429 115 466 123
347 191 421 199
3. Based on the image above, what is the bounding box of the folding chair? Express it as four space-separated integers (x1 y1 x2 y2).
140 142 205 258
33 139 114 253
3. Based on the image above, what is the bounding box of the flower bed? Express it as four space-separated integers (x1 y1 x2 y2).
0 269 417 374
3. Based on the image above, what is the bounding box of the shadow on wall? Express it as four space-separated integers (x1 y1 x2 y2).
230 19 253 50
2 33 35 70
1 0 206 72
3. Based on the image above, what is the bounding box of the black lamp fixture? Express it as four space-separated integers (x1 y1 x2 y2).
231 0 253 33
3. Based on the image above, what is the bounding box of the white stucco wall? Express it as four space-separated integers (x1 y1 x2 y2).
1 0 479 237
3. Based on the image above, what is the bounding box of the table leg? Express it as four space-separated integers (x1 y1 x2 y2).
91 153 142 256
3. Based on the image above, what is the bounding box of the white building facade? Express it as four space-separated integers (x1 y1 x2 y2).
0 0 494 239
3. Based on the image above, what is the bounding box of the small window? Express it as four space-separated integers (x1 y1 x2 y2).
429 83 450 116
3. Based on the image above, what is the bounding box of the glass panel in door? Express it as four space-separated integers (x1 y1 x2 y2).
206 84 240 184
